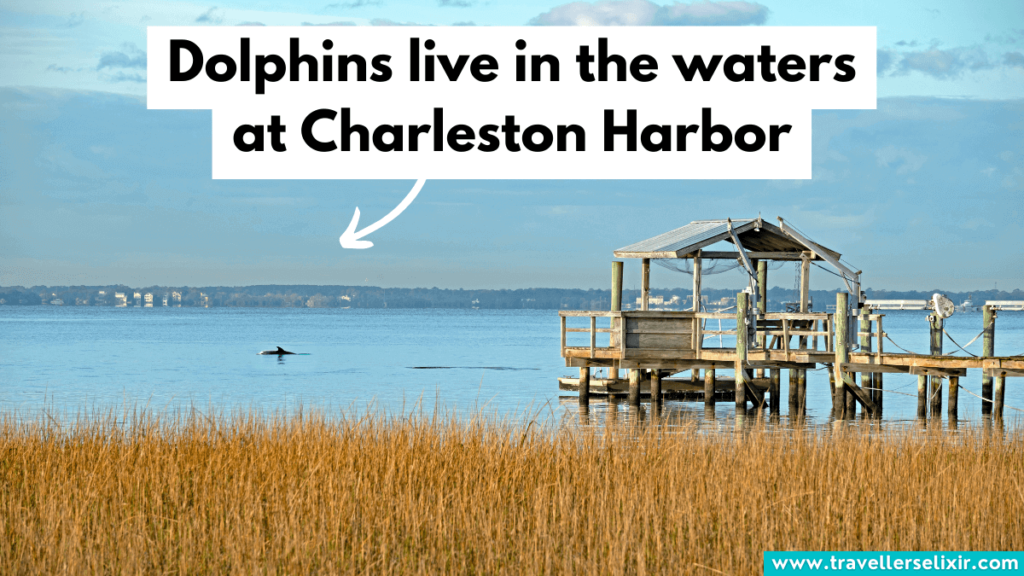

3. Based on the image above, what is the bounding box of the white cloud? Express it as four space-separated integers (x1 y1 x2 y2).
529 0 768 27
875 145 927 175
893 45 992 79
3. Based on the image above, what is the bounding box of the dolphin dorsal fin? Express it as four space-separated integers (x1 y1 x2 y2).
277 346 285 352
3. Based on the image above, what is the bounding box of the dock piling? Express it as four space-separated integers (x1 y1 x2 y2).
948 375 958 424
788 369 798 413
704 368 716 410
873 372 883 417
610 261 623 382
797 369 807 415
735 292 750 415
982 306 995 415
929 315 943 418
834 292 850 419
917 375 927 420
769 369 780 415
860 309 873 418
798 252 811 419
641 258 650 311
651 370 662 405
756 260 767 379
994 374 1006 420
628 369 641 407
578 367 590 406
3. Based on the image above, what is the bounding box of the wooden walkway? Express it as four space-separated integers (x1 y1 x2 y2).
561 298 1020 420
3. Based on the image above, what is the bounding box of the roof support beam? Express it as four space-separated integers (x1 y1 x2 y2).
726 219 760 315
777 218 862 306
683 251 824 261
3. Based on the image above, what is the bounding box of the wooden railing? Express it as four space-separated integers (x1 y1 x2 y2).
757 313 833 354
559 311 618 359
560 310 836 361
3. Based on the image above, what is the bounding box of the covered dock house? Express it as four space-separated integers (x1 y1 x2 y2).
560 216 1021 420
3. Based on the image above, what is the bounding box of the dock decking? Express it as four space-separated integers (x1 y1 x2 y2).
560 216 1019 420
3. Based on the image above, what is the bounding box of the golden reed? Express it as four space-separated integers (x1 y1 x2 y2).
1 408 1021 575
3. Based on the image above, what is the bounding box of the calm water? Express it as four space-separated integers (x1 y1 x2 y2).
1 307 1021 426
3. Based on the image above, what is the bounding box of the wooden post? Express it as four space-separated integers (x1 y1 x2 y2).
691 368 700 385
797 369 807 415
611 261 624 312
692 255 702 312
917 375 927 420
651 370 662 405
948 375 959 422
788 368 798 411
844 310 857 418
828 367 837 417
929 315 943 418
755 260 767 378
833 292 850 419
578 367 590 406
704 367 716 408
994 374 1006 419
859 309 875 419
799 252 811 406
981 305 995 415
769 369 780 415
873 372 883 417
610 261 623 382
757 260 768 317
735 292 749 415
799 253 811 313
628 369 642 407
641 258 650 311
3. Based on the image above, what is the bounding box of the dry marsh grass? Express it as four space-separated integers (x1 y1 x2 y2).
1 409 1022 575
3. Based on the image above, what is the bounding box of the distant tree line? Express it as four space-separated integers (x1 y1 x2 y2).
2 284 1021 311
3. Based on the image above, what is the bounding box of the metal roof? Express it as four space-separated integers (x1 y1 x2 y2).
613 218 842 260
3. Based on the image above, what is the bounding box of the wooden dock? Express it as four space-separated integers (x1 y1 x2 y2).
560 217 1020 420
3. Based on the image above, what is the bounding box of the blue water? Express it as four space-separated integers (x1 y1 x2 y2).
1 307 1021 425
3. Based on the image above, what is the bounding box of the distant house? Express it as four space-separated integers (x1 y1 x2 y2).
114 292 127 307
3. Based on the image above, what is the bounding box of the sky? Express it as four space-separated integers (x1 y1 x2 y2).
1 0 1022 291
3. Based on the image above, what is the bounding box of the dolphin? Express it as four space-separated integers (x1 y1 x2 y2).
259 346 295 355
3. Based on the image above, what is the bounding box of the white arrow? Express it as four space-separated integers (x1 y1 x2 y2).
339 178 425 249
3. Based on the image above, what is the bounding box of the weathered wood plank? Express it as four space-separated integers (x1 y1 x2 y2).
626 317 695 334
621 349 698 360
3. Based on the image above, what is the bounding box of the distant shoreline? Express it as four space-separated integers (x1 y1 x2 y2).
2 284 1020 310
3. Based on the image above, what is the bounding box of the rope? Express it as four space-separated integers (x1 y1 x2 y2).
884 334 920 355
860 386 917 399
942 328 983 357
812 261 846 280
861 382 1024 414
949 380 1024 414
